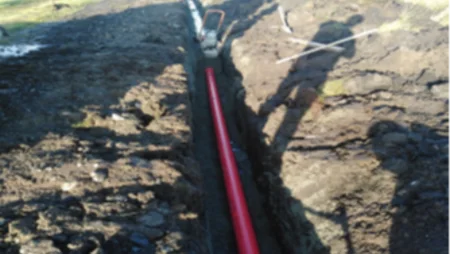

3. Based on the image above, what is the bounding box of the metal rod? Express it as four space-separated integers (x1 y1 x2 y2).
277 28 378 64
288 37 344 52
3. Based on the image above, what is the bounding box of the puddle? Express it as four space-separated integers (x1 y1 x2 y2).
0 44 46 58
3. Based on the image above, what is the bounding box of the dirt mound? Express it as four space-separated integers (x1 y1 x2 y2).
0 0 206 253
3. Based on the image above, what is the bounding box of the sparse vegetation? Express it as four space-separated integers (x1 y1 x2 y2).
0 0 100 34
400 0 448 11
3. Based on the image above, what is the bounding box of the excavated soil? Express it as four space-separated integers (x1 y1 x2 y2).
0 0 207 253
199 0 448 253
0 0 448 253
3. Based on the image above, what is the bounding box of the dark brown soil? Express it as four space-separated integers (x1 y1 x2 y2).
201 0 448 253
0 0 207 253
0 0 448 253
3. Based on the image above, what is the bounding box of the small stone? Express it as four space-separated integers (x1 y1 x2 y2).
19 239 61 254
139 211 165 227
90 168 108 183
409 180 420 187
128 191 155 204
378 91 392 99
61 181 78 192
407 133 423 143
111 113 125 121
106 195 127 202
382 158 408 174
431 84 449 99
130 232 149 247
0 217 6 226
139 227 164 240
382 132 408 145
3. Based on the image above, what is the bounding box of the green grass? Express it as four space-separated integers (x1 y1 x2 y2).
0 0 100 34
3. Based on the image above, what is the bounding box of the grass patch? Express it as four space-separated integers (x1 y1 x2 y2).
378 13 419 32
71 112 96 128
0 0 100 34
320 79 346 97
400 0 448 11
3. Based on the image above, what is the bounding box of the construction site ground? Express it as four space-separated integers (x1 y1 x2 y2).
0 0 448 253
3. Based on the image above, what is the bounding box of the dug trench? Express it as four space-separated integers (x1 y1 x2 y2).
187 0 449 253
186 32 283 254
186 2 335 253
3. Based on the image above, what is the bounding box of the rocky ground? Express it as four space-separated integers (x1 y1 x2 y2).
0 0 207 253
200 0 448 253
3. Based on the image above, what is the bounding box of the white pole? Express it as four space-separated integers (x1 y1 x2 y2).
186 0 204 38
276 28 378 64
288 38 344 52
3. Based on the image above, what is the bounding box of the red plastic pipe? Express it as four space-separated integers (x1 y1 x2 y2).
205 67 260 254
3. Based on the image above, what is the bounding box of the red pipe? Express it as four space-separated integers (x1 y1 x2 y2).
205 67 260 254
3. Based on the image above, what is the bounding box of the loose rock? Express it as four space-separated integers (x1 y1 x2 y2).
20 239 61 254
431 84 449 99
138 211 165 227
90 168 108 183
61 181 78 192
382 132 408 145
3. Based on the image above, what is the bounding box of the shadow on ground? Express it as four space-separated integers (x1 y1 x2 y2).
368 120 448 254
226 12 366 253
0 1 206 253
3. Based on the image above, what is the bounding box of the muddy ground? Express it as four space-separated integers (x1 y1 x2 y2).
0 0 207 253
200 0 448 253
0 0 448 253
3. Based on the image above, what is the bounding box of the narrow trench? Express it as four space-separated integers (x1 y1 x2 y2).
183 4 285 254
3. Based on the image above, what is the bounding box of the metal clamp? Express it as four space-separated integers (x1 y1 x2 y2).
199 9 226 58
200 9 225 37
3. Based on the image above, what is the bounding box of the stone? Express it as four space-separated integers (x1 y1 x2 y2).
138 211 165 227
382 158 408 174
431 84 448 99
111 113 125 121
90 168 108 183
130 232 150 247
0 217 6 226
128 191 155 204
344 74 393 94
19 239 61 254
139 227 164 240
61 181 78 192
382 132 408 145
